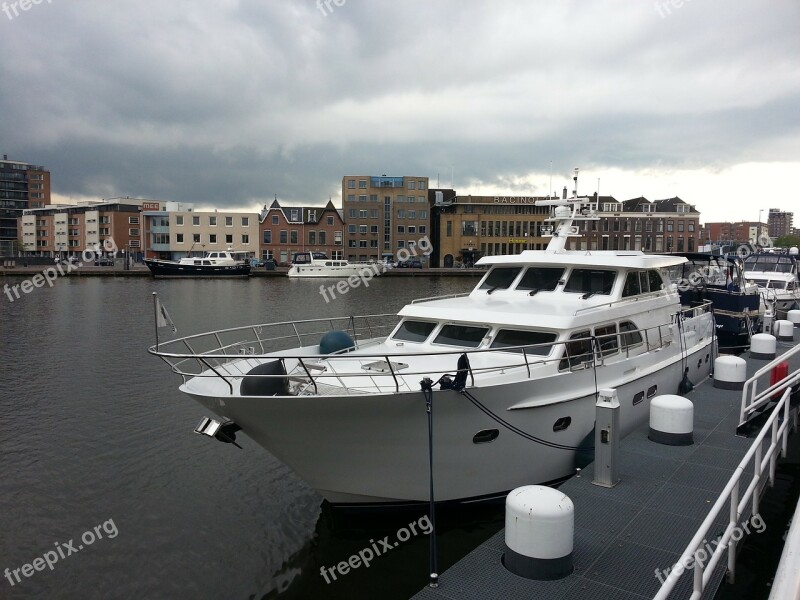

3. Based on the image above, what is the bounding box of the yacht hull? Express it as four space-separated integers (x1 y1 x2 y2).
183 338 713 505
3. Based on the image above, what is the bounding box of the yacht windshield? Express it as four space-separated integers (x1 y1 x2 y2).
392 320 437 342
433 324 489 347
516 267 564 291
479 267 522 290
564 269 616 296
490 329 556 355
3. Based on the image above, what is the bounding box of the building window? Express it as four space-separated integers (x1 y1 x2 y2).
226 216 233 226
419 226 426 234
348 224 357 233
129 228 140 236
263 230 272 244
347 194 355 202
419 210 427 219
242 217 249 227
359 225 368 234
359 180 367 189
688 222 695 232
272 215 279 225
446 221 452 237
397 209 405 218
334 231 342 245
370 225 379 233
327 216 334 225
210 234 217 244
129 216 140 225
319 231 326 244
347 179 356 189
209 216 217 226
226 234 233 244
408 181 416 190
359 240 367 248
176 233 184 243
192 216 200 226
349 209 357 218
242 234 250 244
408 226 416 234
418 180 426 190
358 195 366 202
397 240 405 248
359 210 368 218
309 231 316 244
408 210 416 219
370 209 379 218
370 194 378 202
176 216 184 226
280 230 287 243
193 233 201 243
290 230 298 244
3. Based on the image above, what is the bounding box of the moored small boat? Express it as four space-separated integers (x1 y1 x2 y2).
144 249 251 277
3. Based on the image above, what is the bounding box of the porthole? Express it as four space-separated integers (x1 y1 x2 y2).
705 354 710 363
647 385 658 399
473 429 500 444
697 359 702 368
553 417 572 432
633 391 645 406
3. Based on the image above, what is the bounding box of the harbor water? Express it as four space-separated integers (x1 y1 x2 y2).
0 274 507 600
0 274 796 599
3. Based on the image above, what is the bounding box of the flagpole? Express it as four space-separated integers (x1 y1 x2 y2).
152 292 160 351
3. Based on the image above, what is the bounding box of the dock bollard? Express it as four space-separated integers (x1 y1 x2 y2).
504 486 574 580
750 333 777 360
713 356 747 390
787 309 800 328
593 388 620 488
649 395 694 446
774 320 795 342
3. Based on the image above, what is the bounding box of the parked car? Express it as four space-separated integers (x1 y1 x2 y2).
58 256 79 266
249 258 263 268
94 257 115 266
410 260 423 269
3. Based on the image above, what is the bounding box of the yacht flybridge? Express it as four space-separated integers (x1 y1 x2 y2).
150 194 715 506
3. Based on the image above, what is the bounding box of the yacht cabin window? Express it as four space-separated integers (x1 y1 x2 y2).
490 329 557 355
392 320 437 343
559 330 593 370
563 269 616 296
479 267 522 291
516 267 564 292
619 321 644 349
594 324 619 356
433 324 489 348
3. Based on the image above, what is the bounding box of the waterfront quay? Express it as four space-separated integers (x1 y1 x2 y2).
413 331 800 600
0 264 485 278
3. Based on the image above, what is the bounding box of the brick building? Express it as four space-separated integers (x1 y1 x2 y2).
259 199 344 265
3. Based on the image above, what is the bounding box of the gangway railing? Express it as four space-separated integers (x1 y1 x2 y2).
654 369 799 600
739 340 800 427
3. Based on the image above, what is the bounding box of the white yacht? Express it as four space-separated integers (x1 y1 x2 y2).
287 251 385 278
150 197 715 506
743 250 800 318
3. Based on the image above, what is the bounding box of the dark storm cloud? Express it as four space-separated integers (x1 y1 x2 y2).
0 0 798 213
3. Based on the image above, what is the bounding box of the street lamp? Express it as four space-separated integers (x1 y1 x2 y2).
757 209 764 247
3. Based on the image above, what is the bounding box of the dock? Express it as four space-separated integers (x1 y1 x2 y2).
413 328 800 600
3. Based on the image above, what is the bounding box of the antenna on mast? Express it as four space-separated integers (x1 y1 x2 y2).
549 161 553 199
573 168 579 198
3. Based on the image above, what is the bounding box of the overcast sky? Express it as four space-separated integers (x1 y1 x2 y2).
1 0 798 223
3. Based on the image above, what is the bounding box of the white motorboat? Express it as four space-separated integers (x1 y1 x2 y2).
743 251 800 318
287 251 385 278
150 196 715 506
